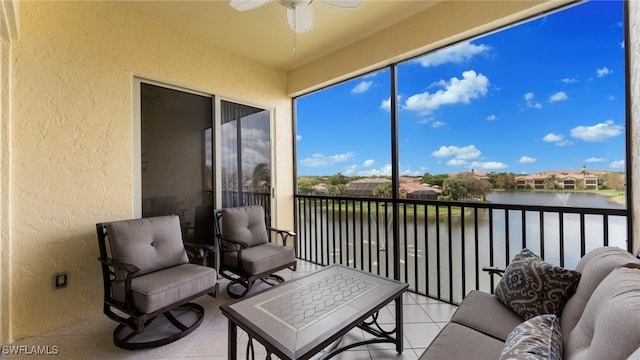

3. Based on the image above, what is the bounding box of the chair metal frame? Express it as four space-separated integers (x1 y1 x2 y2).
213 207 297 298
96 220 219 350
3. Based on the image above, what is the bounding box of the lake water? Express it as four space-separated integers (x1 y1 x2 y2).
297 191 628 303
486 191 625 209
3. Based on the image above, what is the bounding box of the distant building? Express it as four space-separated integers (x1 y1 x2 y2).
400 177 443 200
346 177 443 199
516 170 602 190
346 178 390 197
313 183 327 195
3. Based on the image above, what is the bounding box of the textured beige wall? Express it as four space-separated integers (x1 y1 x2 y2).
8 1 291 342
287 0 571 97
630 0 639 253
1 0 19 346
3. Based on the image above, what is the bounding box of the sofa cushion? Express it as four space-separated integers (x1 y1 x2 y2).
564 264 640 360
221 206 269 248
560 246 639 335
419 322 505 360
495 248 581 320
107 215 189 276
112 263 217 313
500 314 563 360
451 290 524 341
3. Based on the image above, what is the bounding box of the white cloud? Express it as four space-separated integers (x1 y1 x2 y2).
431 121 445 128
519 156 536 164
300 152 355 167
357 163 392 177
608 95 615 101
470 161 508 170
380 98 391 111
524 92 542 109
549 91 568 103
610 160 625 169
432 145 481 160
363 159 375 167
343 164 358 175
351 81 373 94
400 167 424 176
585 157 604 163
447 158 468 166
486 114 497 121
296 135 302 141
380 95 401 112
596 67 612 77
542 133 572 146
561 78 578 84
570 120 623 142
413 41 490 67
403 70 489 114
432 145 506 169
542 133 564 142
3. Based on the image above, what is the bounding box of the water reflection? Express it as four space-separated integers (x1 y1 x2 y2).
297 192 628 304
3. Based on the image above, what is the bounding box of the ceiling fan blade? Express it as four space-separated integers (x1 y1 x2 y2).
321 0 362 9
229 0 271 12
287 5 314 33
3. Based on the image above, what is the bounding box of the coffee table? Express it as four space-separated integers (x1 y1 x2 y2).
221 264 408 360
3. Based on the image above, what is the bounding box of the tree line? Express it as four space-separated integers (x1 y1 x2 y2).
298 170 626 200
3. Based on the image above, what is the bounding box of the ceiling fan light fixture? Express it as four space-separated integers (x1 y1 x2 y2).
277 0 313 10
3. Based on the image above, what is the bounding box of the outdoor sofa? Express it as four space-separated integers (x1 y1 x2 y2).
419 246 640 359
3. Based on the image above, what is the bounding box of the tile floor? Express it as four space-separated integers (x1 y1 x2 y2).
4 261 457 360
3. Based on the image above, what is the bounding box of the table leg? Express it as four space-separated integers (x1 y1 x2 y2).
395 295 403 354
228 319 237 360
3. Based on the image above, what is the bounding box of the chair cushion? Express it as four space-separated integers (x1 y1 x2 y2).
495 248 581 320
419 322 505 360
564 264 640 360
221 206 269 247
560 246 639 335
224 242 295 275
500 314 563 360
451 290 524 341
107 215 189 276
112 263 217 313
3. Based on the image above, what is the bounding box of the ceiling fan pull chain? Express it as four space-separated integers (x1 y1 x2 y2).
292 7 297 56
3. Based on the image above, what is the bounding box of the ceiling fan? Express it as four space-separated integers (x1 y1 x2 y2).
229 0 362 34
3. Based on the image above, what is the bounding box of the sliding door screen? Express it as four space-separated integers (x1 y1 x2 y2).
140 83 213 242
220 100 272 218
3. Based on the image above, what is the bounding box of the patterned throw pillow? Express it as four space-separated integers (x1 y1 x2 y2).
500 314 563 360
495 248 581 320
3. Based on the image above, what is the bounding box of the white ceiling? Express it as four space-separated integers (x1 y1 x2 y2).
111 0 441 71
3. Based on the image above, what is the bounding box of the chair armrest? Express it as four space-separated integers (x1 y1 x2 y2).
482 266 506 277
184 242 217 253
98 257 140 311
267 226 296 246
216 235 251 249
99 257 141 275
184 242 217 266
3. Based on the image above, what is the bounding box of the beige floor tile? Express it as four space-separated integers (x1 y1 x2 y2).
6 261 453 360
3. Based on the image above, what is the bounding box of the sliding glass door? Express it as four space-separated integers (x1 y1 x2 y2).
220 100 272 220
138 81 273 240
140 83 213 243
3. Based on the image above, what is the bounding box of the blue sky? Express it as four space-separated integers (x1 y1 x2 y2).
295 0 626 177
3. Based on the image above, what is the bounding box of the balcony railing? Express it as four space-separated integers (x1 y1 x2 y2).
294 194 629 305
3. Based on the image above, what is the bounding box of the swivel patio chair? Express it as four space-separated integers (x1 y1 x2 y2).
214 205 296 298
96 215 219 349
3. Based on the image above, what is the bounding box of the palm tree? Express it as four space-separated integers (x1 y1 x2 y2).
544 175 559 190
252 163 270 189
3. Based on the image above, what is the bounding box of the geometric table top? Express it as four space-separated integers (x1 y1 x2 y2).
222 264 408 359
